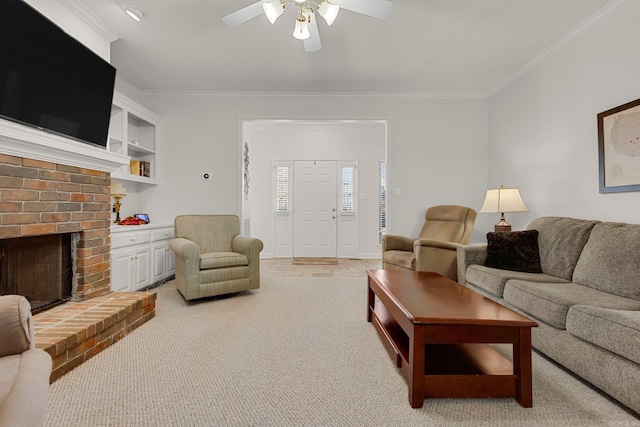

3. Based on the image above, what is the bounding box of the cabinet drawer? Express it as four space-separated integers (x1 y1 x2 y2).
151 228 174 242
111 231 151 249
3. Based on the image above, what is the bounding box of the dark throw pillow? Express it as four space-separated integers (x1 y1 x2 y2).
485 230 542 273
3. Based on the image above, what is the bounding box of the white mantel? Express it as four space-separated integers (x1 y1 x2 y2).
0 118 128 173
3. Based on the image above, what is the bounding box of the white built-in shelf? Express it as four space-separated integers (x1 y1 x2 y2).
107 92 160 185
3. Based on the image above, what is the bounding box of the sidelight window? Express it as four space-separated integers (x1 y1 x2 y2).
275 164 289 213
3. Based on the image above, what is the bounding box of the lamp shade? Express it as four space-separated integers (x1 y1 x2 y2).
263 0 284 24
480 186 528 213
110 181 127 197
318 1 339 25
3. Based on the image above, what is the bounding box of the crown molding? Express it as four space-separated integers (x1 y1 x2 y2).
137 90 488 101
488 0 635 97
58 0 121 43
115 76 144 99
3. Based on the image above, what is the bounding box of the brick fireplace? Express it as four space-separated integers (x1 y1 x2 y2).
0 153 112 301
0 149 156 381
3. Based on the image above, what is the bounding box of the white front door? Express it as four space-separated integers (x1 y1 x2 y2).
293 160 337 258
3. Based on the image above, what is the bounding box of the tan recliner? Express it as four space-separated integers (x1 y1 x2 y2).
169 215 263 301
382 205 477 281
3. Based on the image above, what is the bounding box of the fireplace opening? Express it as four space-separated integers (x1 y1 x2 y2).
0 233 73 314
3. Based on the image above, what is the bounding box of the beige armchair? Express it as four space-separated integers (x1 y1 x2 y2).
170 215 263 301
0 295 52 427
382 205 477 281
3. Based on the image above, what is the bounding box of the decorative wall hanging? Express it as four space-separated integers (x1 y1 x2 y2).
244 142 250 200
597 97 640 193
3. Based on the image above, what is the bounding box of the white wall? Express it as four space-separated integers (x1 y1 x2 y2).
136 95 490 244
24 0 111 61
488 1 640 230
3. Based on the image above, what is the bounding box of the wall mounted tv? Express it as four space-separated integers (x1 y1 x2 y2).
0 0 116 148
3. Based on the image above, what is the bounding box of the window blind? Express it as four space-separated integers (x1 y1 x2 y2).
341 166 354 212
276 166 289 212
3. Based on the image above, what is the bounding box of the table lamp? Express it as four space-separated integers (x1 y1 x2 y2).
110 181 127 224
480 185 528 232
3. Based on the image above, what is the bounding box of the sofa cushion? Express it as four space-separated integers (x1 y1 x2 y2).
573 222 640 300
524 217 599 281
503 280 640 329
465 265 568 298
566 305 640 365
485 230 542 273
200 252 248 270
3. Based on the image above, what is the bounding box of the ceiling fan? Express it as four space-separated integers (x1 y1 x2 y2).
222 0 393 52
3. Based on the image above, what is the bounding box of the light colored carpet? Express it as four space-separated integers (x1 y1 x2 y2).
45 276 639 426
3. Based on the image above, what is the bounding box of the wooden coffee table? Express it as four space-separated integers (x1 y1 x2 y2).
367 269 537 408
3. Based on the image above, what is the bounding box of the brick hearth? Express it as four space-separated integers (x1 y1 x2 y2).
34 292 156 381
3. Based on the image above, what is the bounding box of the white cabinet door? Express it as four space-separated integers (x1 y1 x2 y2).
111 225 174 291
166 247 175 276
152 242 176 282
151 227 175 282
132 246 151 290
152 243 166 283
111 248 133 292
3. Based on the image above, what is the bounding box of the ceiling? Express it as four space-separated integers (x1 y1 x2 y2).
77 0 615 96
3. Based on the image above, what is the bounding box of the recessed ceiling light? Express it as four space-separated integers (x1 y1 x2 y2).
122 6 144 22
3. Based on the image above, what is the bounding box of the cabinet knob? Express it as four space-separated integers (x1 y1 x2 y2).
130 237 137 241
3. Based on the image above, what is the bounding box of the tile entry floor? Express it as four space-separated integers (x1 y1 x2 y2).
260 258 382 278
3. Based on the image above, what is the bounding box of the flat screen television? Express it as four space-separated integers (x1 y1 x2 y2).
0 0 116 148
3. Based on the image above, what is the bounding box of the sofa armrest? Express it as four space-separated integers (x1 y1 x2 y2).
0 348 52 427
382 234 415 252
456 244 487 285
0 295 34 357
232 236 264 284
169 237 200 258
413 239 461 280
414 238 460 251
169 238 201 287
231 235 264 258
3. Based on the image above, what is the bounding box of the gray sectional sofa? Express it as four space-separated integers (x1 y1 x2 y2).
457 216 640 415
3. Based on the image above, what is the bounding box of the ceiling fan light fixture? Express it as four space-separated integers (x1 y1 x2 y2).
318 1 339 25
293 18 310 40
221 0 394 52
123 6 144 22
263 0 285 24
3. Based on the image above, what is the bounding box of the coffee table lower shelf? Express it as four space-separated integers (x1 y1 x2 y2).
372 303 518 401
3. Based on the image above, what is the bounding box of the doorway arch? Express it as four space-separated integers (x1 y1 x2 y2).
240 119 388 259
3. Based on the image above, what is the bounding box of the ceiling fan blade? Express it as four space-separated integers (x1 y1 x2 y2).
222 1 266 26
332 0 393 19
304 15 322 52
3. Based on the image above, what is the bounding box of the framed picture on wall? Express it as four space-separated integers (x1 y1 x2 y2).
598 97 640 193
